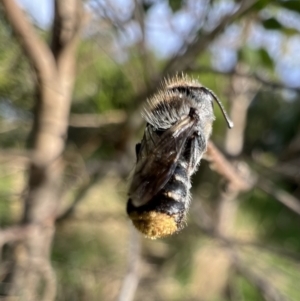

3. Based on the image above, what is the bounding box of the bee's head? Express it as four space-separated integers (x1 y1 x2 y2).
168 85 233 129
165 75 233 129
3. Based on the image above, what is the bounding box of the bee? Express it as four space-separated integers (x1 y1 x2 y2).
127 75 233 239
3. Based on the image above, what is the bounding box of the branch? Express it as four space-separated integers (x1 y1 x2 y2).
0 149 30 164
124 0 258 111
117 225 141 301
0 225 35 247
1 1 84 299
38 259 57 301
274 161 300 183
57 159 130 223
232 253 290 301
205 143 300 222
257 178 300 216
51 0 85 79
69 111 127 128
192 203 300 263
162 0 258 76
56 177 98 222
241 157 300 217
192 200 297 301
205 141 254 191
133 0 155 85
188 66 300 93
0 0 56 81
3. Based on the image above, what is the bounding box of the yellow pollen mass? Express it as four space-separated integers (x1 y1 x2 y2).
129 211 179 239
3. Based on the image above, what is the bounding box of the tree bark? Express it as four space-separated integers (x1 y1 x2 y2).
0 0 84 300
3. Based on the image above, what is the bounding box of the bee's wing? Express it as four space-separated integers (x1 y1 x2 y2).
129 115 196 207
137 124 158 162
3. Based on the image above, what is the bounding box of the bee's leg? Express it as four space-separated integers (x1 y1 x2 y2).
135 143 141 161
185 135 206 176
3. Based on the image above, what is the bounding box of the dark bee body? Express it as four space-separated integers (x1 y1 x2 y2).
127 75 232 239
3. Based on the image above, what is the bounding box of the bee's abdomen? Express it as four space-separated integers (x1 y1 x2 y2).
162 160 190 204
127 159 190 239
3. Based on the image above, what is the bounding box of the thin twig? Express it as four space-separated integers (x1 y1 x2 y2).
232 252 291 301
117 225 141 301
56 177 98 222
133 0 155 85
205 142 254 191
257 178 300 216
192 203 300 262
0 0 56 81
242 156 300 216
57 158 131 223
69 111 127 128
123 1 259 110
188 66 300 93
162 0 259 76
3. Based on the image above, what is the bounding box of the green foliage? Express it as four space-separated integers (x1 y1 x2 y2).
277 0 300 14
0 15 34 110
238 47 274 71
0 174 13 227
73 41 134 114
235 275 265 301
240 189 300 251
168 0 183 12
252 0 273 11
261 16 299 36
262 17 283 30
245 91 300 154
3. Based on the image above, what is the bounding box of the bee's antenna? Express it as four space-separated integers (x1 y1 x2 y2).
202 87 234 129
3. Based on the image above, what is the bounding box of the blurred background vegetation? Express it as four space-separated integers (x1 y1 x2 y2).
0 0 300 300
